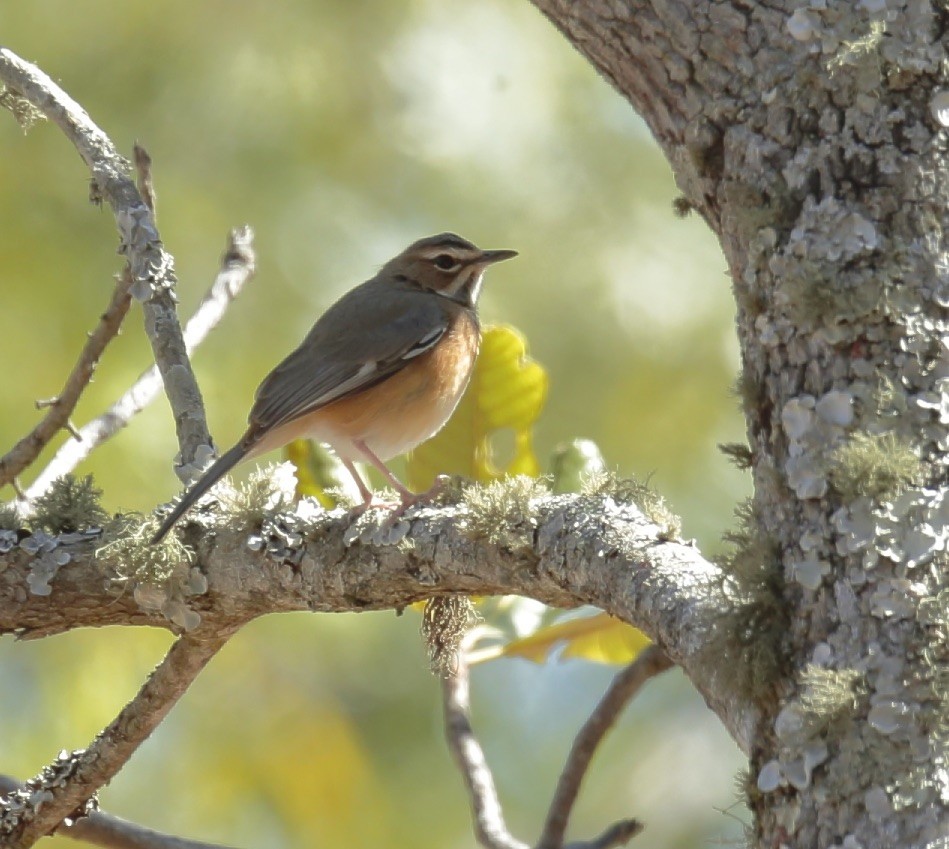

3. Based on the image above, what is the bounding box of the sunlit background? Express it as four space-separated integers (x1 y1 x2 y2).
0 2 750 847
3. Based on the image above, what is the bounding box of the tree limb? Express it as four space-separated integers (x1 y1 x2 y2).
0 493 754 752
0 271 133 489
538 646 671 849
0 776 238 849
0 47 211 475
0 629 238 848
20 227 256 502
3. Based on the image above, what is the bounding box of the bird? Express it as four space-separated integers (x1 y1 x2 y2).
151 232 517 543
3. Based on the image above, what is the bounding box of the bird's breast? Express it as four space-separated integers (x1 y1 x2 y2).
309 310 480 461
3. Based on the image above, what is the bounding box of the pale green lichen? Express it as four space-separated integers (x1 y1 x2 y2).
0 503 20 531
32 475 108 534
463 475 549 548
581 470 682 539
828 431 922 501
699 500 787 704
421 595 479 677
719 442 754 471
827 20 886 75
97 514 194 587
0 85 44 130
798 665 865 734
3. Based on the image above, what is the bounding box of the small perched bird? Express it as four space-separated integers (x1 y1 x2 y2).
151 233 517 543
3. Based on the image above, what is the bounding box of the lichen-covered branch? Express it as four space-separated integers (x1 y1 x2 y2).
0 775 237 849
0 271 133 491
20 227 256 502
0 491 754 753
0 630 237 848
0 47 211 474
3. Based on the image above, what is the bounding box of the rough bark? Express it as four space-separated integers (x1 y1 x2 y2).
0 494 753 753
531 1 949 847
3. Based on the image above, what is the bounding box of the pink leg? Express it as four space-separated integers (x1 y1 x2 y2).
352 440 445 515
340 457 376 514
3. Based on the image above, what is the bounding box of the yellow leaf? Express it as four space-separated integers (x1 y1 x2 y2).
285 439 353 508
497 612 651 665
407 324 548 489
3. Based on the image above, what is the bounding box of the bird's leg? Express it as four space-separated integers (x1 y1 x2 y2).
353 440 443 515
339 457 384 516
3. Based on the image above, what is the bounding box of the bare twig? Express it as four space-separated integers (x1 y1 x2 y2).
21 227 256 502
0 776 238 849
0 47 211 474
133 144 156 215
2 628 239 848
563 819 643 849
538 646 671 849
0 270 133 489
442 657 528 849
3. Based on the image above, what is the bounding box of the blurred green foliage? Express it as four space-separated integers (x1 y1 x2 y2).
0 1 748 846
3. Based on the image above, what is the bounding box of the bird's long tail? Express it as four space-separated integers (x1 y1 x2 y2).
151 443 247 543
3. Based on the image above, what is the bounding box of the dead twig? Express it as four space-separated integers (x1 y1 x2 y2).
537 646 671 849
0 47 211 474
21 227 256 503
0 271 133 489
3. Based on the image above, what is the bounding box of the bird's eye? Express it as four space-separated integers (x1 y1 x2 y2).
433 254 459 271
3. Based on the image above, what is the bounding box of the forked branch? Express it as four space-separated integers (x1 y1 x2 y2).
0 271 133 490
0 628 240 848
0 47 211 473
22 227 256 502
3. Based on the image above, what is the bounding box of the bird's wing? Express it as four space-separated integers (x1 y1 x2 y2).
245 280 450 438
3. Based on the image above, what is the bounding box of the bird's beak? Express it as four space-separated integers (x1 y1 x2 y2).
478 248 518 265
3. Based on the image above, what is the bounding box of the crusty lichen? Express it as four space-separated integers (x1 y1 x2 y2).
32 474 108 533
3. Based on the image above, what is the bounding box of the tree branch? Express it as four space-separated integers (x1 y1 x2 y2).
0 493 755 752
20 227 256 502
0 47 211 475
0 629 238 848
442 657 527 849
0 271 133 489
0 776 238 849
538 647 671 849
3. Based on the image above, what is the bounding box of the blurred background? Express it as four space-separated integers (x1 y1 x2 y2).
0 1 750 846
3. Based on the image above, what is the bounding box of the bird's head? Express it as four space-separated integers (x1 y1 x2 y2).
382 232 517 307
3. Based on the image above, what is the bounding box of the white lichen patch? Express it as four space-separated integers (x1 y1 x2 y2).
787 8 821 42
781 391 862 500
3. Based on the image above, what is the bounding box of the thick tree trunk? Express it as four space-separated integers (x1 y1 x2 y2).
532 1 949 846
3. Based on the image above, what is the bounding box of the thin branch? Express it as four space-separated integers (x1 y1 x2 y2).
1 629 239 848
442 656 528 849
21 227 256 502
0 776 238 849
0 47 211 474
538 646 672 849
0 270 133 489
563 819 643 849
133 144 156 216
